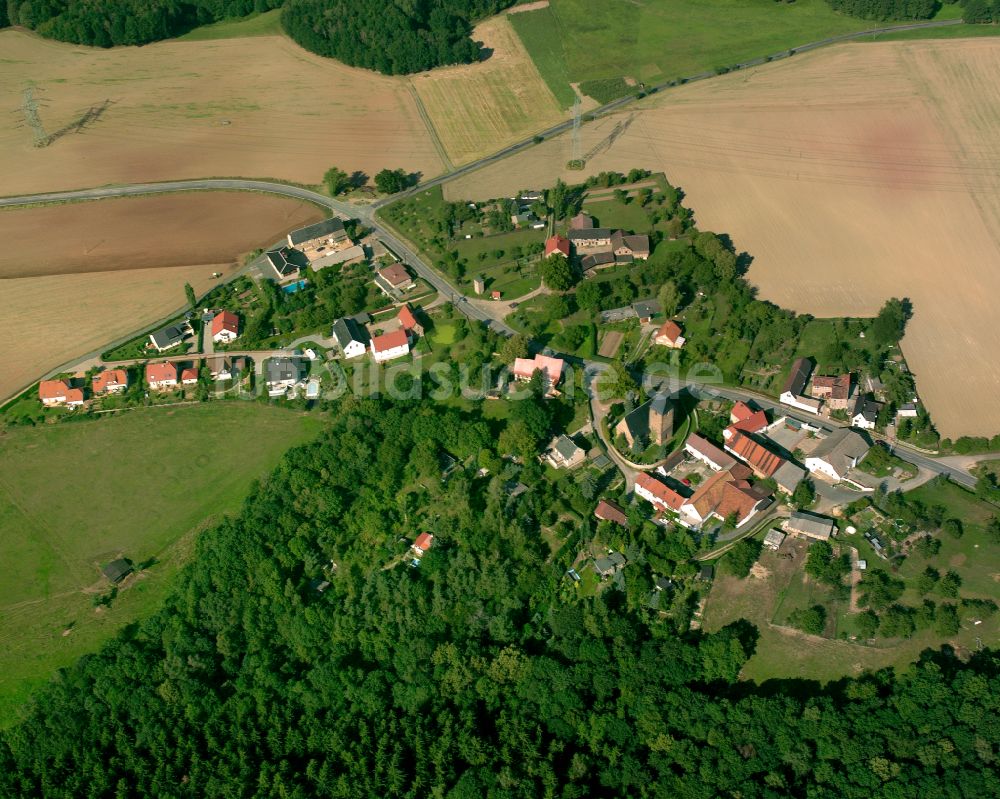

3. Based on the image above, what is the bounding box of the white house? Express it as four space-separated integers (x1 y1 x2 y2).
331 317 367 359
145 362 179 391
805 428 870 482
211 311 240 344
851 396 881 430
266 357 307 397
780 357 822 415
371 328 410 363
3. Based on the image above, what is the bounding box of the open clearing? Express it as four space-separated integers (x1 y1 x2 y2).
0 403 323 726
0 193 322 402
446 39 1000 437
0 193 322 278
0 29 443 195
410 15 567 165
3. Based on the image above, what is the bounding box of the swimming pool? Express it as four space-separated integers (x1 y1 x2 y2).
282 279 308 294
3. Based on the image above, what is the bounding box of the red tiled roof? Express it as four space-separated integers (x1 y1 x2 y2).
595 499 628 526
211 310 239 337
655 320 682 343
730 401 754 423
687 470 761 524
414 532 434 552
92 369 128 394
512 354 564 386
812 374 851 400
181 367 199 382
38 379 70 400
372 328 409 353
727 432 784 478
146 362 178 384
379 263 412 286
397 305 419 331
65 388 84 404
726 410 768 437
636 473 685 511
544 234 571 258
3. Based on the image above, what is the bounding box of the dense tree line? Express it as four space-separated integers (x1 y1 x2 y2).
2 396 1000 797
282 0 511 74
823 0 940 20
3 0 506 73
3 0 282 46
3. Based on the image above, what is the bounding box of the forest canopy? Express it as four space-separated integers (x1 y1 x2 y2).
1 0 511 73
1 395 999 798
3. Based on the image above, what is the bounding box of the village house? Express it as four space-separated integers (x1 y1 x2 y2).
264 247 304 282
567 224 613 249
634 472 686 515
805 428 870 482
91 369 128 396
897 402 919 419
512 353 564 392
397 305 424 339
211 310 240 344
616 394 674 449
265 357 308 397
207 356 246 382
310 244 366 272
148 322 190 353
594 551 626 578
545 435 586 469
288 217 347 252
780 357 821 415
679 468 768 531
594 499 628 526
544 234 571 258
331 317 368 359
38 379 84 408
810 373 852 410
723 401 768 440
412 532 434 555
371 328 410 363
374 263 415 296
146 361 179 391
180 364 200 386
632 299 660 324
654 320 685 349
684 433 737 472
723 430 803 494
785 510 836 541
851 396 882 430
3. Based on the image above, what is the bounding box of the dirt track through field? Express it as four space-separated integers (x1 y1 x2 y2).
0 30 443 195
445 39 1000 437
0 193 322 278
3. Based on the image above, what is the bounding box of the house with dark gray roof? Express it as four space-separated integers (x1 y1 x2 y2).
545 434 585 469
265 357 308 397
331 317 367 359
780 357 821 414
102 558 134 584
805 428 870 481
851 396 882 430
786 510 836 541
149 322 190 352
265 247 304 281
594 551 626 577
632 299 660 323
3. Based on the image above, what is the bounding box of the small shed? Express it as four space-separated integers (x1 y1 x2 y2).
764 529 786 551
102 558 134 584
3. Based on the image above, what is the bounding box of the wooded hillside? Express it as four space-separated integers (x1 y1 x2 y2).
1 395 998 797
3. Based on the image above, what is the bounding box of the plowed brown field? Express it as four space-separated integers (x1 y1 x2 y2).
0 192 323 401
446 39 1000 437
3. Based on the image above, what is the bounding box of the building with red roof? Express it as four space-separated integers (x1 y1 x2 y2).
654 320 685 349
594 499 628 526
412 532 434 555
211 310 240 343
371 328 410 363
146 362 179 391
634 472 686 514
680 469 767 530
544 234 571 258
397 305 423 338
723 403 768 440
92 369 129 395
181 365 200 385
724 431 785 478
512 353 564 390
39 379 71 406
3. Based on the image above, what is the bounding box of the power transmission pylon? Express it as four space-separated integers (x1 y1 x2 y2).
20 85 51 147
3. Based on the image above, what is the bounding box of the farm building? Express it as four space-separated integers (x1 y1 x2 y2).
102 558 134 584
610 231 650 260
371 328 410 363
684 433 736 472
310 244 366 272
679 469 768 531
287 217 347 251
764 529 786 551
786 511 836 541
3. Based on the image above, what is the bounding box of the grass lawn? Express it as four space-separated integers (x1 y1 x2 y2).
0 402 323 726
177 9 283 41
578 197 655 234
511 0 869 89
867 22 1000 41
430 322 458 346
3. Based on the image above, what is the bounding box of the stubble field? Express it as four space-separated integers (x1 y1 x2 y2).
0 193 322 402
409 15 568 166
445 39 1000 437
0 29 443 195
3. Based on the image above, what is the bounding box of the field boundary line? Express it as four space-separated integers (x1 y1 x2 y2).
406 81 455 173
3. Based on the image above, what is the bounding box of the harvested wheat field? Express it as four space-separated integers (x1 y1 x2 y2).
447 39 1000 437
0 29 443 195
0 192 322 401
409 15 567 165
0 193 322 278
